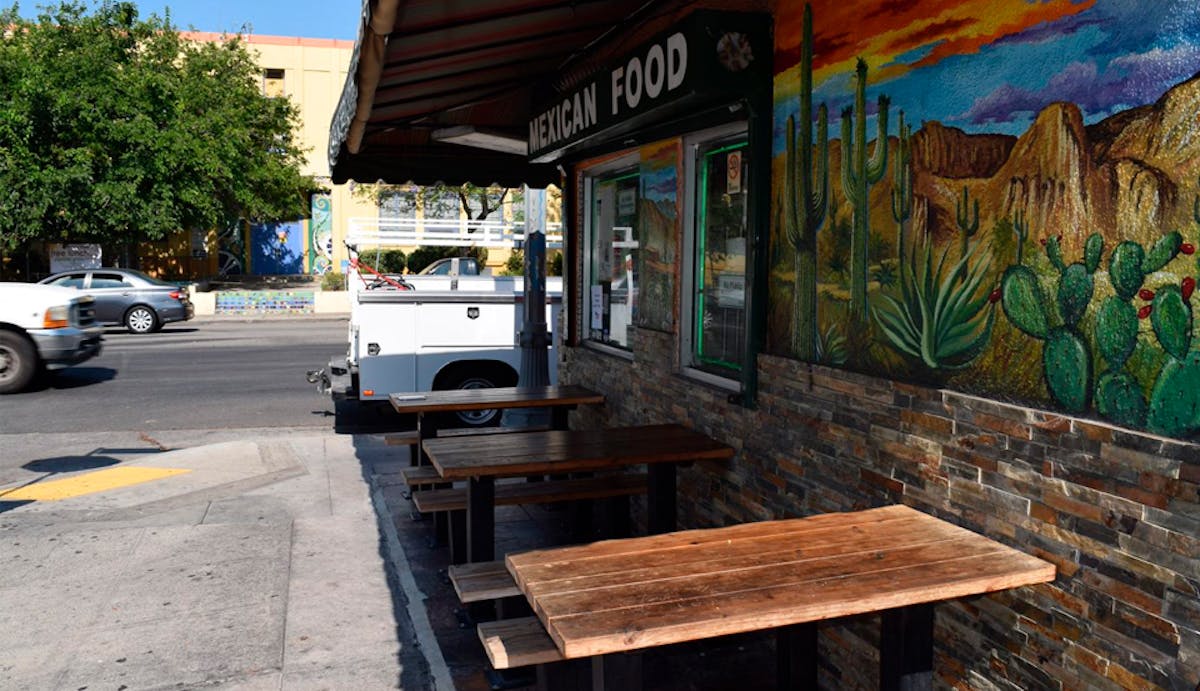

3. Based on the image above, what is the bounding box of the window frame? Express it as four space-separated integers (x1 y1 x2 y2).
580 150 640 357
680 121 750 388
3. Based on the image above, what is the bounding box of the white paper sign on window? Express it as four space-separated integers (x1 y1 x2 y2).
590 285 605 329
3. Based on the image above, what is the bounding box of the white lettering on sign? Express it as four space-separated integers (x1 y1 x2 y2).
610 32 688 116
529 82 599 154
645 44 664 99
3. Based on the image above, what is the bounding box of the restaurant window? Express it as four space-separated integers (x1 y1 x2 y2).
684 125 749 379
584 156 640 350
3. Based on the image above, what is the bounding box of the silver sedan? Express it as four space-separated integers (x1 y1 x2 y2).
39 268 194 333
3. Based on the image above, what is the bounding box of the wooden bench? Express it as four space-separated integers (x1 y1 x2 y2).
478 616 563 668
415 473 646 563
399 465 442 486
411 473 647 513
385 425 552 466
448 560 521 603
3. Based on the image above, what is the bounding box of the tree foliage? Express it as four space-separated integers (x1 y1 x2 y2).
0 2 319 251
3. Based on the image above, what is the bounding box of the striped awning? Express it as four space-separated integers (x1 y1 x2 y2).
329 0 656 187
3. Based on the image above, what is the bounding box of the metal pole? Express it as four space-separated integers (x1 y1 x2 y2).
519 186 550 386
504 186 550 427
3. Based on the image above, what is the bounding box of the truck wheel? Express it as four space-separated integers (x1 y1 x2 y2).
125 305 158 334
441 367 516 427
0 331 37 394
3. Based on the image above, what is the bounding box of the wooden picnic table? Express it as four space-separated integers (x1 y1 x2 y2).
423 423 736 563
389 384 606 553
504 504 1056 690
389 384 604 433
389 384 605 462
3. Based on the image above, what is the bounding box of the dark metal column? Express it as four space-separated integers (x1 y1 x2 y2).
505 186 552 429
880 603 935 691
466 476 496 563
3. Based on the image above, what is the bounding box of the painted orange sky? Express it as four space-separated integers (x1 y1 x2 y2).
775 0 1097 84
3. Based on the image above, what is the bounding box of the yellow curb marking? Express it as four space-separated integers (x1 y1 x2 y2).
0 467 191 501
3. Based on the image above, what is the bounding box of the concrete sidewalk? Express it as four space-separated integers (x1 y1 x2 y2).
1 428 776 691
0 431 438 690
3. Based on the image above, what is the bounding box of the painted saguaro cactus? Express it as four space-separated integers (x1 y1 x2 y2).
785 2 829 361
1012 209 1029 266
890 110 912 299
956 186 980 262
840 58 889 327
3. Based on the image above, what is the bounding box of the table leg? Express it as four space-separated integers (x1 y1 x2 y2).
646 464 676 534
880 603 934 691
777 622 818 690
551 406 570 430
416 413 439 466
591 652 642 691
467 476 495 563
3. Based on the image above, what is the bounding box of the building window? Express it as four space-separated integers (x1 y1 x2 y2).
684 125 749 379
584 157 640 349
379 187 417 221
263 68 285 98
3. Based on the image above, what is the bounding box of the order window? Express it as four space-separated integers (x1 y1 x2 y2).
585 167 640 349
688 133 749 377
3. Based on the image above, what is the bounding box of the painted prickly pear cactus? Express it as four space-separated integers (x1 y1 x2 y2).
1001 228 1200 434
1001 234 1100 413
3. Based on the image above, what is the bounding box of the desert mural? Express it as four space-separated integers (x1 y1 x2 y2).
768 0 1200 437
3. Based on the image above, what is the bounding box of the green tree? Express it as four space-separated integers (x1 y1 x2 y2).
0 2 318 256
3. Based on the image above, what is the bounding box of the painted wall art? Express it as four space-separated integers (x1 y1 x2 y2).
769 0 1200 437
636 139 681 333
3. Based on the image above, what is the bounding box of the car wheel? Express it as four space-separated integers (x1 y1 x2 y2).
0 331 37 394
125 306 158 334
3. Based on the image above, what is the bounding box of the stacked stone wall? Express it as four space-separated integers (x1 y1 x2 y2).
561 326 1200 689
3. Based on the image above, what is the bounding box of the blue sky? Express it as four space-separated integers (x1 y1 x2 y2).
18 1 361 40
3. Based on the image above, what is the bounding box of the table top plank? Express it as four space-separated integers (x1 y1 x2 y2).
426 424 735 479
388 384 604 414
512 520 972 596
506 505 1055 659
508 506 930 586
530 535 1006 618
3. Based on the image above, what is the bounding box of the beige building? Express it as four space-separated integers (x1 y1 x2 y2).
170 32 370 278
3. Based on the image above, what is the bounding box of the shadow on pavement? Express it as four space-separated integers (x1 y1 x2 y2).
23 446 162 474
24 455 122 473
27 366 117 391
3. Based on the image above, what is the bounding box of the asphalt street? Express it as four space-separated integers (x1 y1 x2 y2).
0 318 349 438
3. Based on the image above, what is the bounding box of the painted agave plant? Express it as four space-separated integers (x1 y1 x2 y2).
873 237 997 370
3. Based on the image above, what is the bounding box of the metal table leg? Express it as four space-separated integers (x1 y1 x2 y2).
880 603 934 691
646 463 676 534
467 476 496 563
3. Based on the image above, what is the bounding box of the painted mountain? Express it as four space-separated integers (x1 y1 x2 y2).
913 72 1200 254
769 0 1200 438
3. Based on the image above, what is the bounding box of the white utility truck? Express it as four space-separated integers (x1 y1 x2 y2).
0 282 104 393
309 241 562 428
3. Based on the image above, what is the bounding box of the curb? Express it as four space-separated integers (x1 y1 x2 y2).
190 313 350 323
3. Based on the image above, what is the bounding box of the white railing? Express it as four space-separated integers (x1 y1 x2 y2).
346 217 563 249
